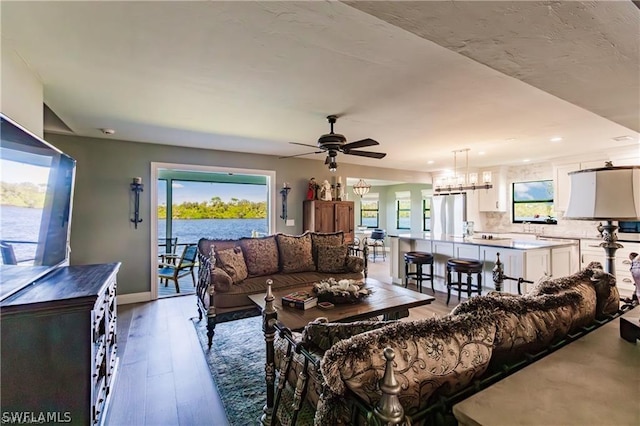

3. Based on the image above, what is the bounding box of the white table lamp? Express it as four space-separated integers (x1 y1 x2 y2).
564 164 640 275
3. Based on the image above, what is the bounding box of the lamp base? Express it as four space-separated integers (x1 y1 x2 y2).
597 220 623 276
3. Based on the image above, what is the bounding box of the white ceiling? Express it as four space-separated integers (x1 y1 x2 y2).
2 1 638 173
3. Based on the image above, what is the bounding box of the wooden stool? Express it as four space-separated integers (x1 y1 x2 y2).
404 251 434 293
446 258 483 305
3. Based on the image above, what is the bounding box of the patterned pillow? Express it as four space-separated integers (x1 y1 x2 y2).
276 233 316 273
311 231 344 264
216 247 248 284
199 238 240 267
239 235 279 277
311 231 345 247
316 244 348 273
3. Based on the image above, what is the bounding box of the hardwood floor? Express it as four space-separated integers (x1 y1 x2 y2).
107 296 229 425
107 255 459 425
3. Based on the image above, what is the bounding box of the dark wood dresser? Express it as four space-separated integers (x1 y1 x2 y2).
303 200 355 243
1 263 121 426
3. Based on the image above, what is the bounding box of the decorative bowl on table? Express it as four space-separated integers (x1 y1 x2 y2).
313 278 372 304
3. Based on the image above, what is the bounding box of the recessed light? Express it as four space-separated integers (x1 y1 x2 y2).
550 136 563 142
427 160 434 164
478 151 486 155
612 135 634 142
523 159 530 163
100 128 116 135
506 138 516 142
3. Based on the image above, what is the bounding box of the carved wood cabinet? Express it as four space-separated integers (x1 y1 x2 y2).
1 263 121 426
303 200 355 243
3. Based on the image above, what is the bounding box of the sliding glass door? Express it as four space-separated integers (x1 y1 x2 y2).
153 165 274 298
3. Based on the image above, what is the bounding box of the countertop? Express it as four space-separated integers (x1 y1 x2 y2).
390 233 578 250
452 310 640 426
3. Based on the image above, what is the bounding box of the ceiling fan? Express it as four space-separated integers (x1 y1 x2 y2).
280 115 386 171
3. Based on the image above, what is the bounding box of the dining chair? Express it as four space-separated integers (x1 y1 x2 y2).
0 241 17 265
158 243 198 293
348 236 362 257
366 229 386 262
158 237 179 264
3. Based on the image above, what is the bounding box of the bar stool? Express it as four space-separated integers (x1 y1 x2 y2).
446 258 483 305
367 229 386 262
404 251 434 293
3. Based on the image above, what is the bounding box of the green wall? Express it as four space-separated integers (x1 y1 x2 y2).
47 133 431 296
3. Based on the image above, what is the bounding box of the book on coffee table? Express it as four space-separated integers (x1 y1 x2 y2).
281 291 318 310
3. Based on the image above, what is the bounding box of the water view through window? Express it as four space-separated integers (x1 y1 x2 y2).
158 177 269 252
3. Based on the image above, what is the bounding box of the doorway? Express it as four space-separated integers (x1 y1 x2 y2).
151 163 276 299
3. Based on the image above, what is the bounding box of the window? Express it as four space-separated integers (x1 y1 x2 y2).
423 198 431 231
396 200 411 229
360 197 379 228
512 180 556 224
395 191 411 230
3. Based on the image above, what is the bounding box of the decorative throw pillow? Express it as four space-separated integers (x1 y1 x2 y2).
316 244 349 273
239 235 280 277
199 238 240 267
276 233 316 273
216 247 248 284
311 231 345 264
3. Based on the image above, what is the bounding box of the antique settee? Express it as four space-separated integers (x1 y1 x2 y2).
196 231 367 346
262 261 625 425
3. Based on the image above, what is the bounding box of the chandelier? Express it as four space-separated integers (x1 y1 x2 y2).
434 148 493 194
352 179 371 197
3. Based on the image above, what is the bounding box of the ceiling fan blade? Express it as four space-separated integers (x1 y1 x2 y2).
289 142 319 149
342 138 379 150
344 150 387 159
278 150 322 159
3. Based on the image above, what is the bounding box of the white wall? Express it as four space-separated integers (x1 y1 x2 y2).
0 44 43 136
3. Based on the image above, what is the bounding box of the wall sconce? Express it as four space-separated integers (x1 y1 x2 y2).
280 182 291 221
130 177 143 229
353 179 371 197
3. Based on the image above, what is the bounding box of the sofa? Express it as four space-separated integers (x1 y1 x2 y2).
262 261 625 425
196 231 367 347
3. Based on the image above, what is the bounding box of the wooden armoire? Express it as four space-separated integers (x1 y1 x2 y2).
303 200 355 243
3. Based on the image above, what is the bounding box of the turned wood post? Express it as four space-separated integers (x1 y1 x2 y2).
262 280 278 425
363 240 369 278
374 347 405 425
492 252 503 292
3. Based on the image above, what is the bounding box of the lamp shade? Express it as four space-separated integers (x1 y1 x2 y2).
564 166 640 220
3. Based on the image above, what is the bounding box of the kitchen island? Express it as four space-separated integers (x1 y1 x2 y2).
389 233 579 295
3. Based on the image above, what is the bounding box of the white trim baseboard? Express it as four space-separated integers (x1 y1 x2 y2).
117 291 152 305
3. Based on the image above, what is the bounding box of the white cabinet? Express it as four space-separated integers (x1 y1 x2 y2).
480 247 524 294
551 245 578 278
478 167 507 212
479 246 570 294
455 244 480 260
579 239 638 298
553 163 579 212
580 239 605 267
523 249 551 293
432 241 454 282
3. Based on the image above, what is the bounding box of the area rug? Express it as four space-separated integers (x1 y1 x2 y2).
192 312 265 426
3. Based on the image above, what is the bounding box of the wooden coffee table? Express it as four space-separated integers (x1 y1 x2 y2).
249 277 435 330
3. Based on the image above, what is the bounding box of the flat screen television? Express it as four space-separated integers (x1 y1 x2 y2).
0 114 76 301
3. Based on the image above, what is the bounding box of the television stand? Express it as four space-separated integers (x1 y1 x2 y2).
1 263 121 426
